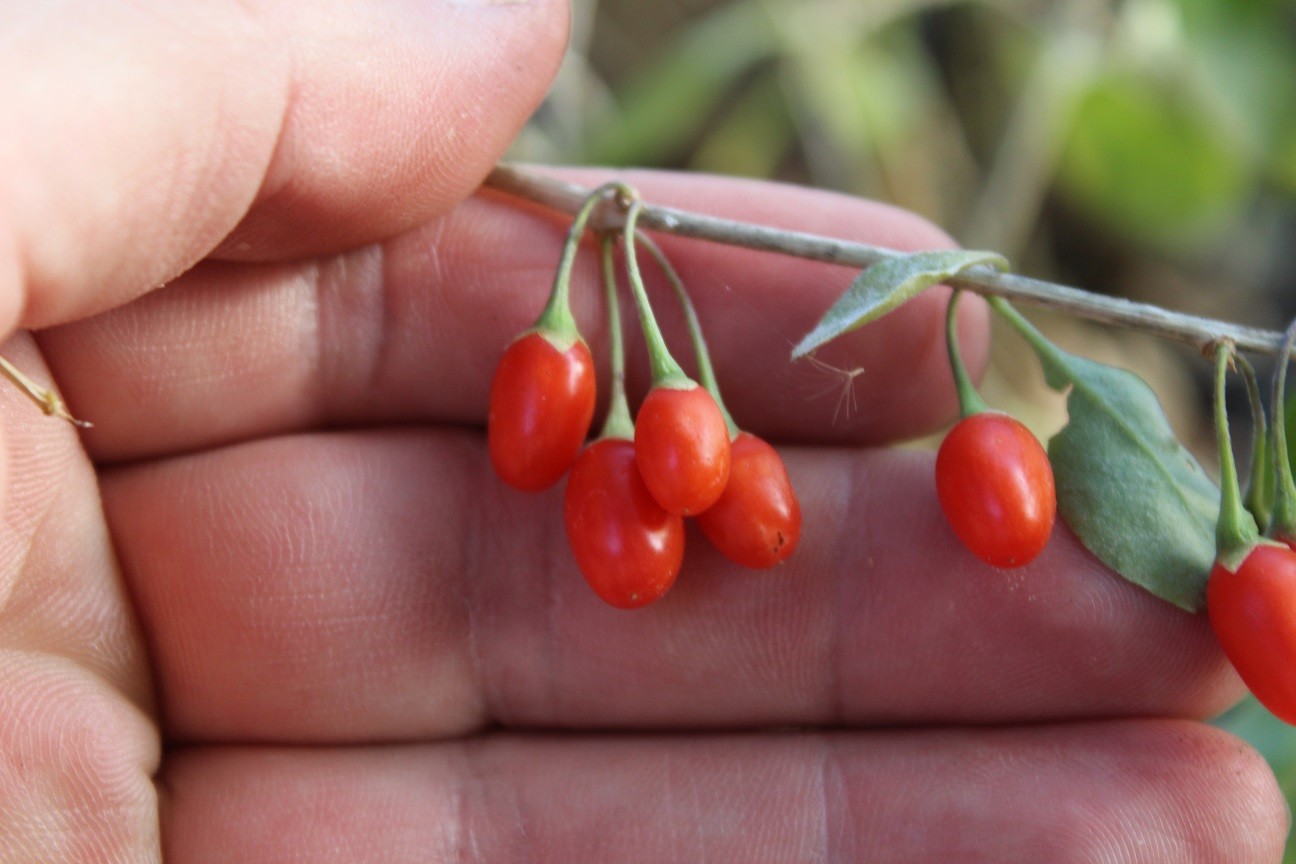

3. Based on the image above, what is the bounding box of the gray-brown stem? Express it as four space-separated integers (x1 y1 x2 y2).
483 164 1290 357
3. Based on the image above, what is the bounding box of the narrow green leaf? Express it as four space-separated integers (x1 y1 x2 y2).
993 300 1219 611
791 250 1007 359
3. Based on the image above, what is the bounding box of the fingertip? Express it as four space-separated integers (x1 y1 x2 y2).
4 0 572 330
214 0 573 260
1141 721 1289 863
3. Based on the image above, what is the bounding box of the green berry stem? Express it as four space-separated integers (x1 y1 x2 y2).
621 200 693 389
1269 316 1296 538
597 236 635 441
636 231 739 439
1213 340 1261 567
534 182 622 345
946 290 989 417
987 295 1059 362
1234 354 1273 532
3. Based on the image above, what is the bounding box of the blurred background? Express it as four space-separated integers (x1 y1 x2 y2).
510 0 1296 851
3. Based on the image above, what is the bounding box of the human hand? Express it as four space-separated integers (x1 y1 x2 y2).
1 1 1286 861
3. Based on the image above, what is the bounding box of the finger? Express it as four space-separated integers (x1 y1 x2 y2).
103 430 1237 743
161 722 1285 863
0 338 159 860
40 173 988 462
209 4 569 262
0 649 159 863
0 336 152 711
1 0 567 330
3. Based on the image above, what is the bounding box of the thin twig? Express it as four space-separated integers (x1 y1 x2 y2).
483 164 1289 357
0 356 91 428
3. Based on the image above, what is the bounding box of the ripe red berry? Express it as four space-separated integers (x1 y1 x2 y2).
488 332 596 492
634 385 731 515
564 438 685 608
697 432 801 568
1208 544 1296 723
935 412 1056 568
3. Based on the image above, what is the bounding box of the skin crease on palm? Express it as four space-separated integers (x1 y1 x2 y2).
0 0 1287 861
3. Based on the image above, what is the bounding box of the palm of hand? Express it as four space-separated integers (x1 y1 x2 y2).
0 1 1286 862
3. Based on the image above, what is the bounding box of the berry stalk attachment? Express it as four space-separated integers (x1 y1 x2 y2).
935 291 1056 568
621 199 731 516
1204 340 1296 724
637 233 802 569
1267 316 1296 548
1234 354 1273 533
563 235 684 609
487 184 619 491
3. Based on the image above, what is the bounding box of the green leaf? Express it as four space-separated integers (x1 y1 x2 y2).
791 250 1008 359
993 300 1219 612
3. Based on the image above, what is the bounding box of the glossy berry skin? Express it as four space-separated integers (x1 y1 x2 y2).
634 385 731 515
564 438 685 608
935 412 1056 568
697 433 801 568
1208 544 1296 723
488 332 596 492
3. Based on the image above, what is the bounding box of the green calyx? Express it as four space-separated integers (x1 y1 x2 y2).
1212 340 1264 571
636 232 739 439
621 199 694 390
597 235 635 441
1268 316 1296 542
533 182 625 346
945 290 989 418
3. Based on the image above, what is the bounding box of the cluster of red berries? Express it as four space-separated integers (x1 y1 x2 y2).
486 184 1296 733
487 186 801 609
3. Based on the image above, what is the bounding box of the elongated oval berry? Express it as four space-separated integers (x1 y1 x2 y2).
935 412 1056 568
634 385 731 515
564 438 685 608
488 332 596 492
1208 544 1296 723
697 432 801 568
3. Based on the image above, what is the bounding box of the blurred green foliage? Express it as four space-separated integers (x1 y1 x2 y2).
517 0 1296 852
1060 69 1251 243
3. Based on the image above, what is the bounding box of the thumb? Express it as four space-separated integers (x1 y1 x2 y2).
0 0 568 331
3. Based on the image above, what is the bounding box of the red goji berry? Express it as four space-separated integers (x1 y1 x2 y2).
935 412 1056 568
488 332 596 492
